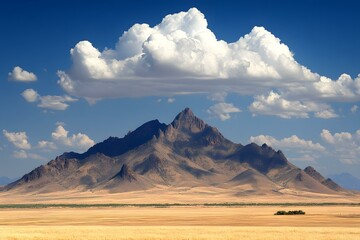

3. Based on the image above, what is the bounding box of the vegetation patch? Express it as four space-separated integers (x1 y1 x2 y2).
274 210 305 215
0 203 358 209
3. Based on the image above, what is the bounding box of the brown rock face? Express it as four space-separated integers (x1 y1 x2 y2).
2 108 347 195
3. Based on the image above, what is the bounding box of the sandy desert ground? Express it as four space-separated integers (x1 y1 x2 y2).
0 205 359 239
1 185 360 204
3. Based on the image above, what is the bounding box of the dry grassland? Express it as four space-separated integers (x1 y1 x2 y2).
0 206 359 239
1 226 359 240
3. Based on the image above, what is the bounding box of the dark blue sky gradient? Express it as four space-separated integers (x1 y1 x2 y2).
0 0 359 178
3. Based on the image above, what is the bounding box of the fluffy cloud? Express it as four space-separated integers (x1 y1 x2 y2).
249 91 338 119
249 134 325 163
22 89 77 110
57 8 360 118
288 154 316 162
207 102 241 120
13 150 45 160
250 134 325 152
321 129 353 145
351 105 358 113
313 74 360 100
250 130 360 165
37 140 57 150
3 130 31 149
167 97 175 103
320 129 360 164
38 95 77 110
21 89 39 102
51 125 95 150
208 92 228 102
8 66 37 82
314 109 338 119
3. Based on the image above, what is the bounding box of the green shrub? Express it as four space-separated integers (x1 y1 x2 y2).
274 210 305 215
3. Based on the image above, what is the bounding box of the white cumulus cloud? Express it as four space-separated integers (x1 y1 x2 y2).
21 89 77 110
320 129 360 164
208 92 228 102
21 89 39 102
13 150 45 160
207 102 241 121
51 125 95 150
167 97 175 103
37 140 57 150
249 91 338 119
288 154 316 162
3 130 31 149
351 105 358 113
251 129 360 165
38 95 77 110
314 109 339 119
56 8 360 118
8 66 37 82
321 129 353 145
250 134 325 152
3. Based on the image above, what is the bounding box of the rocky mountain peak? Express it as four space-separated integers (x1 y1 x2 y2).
113 164 136 182
171 107 206 132
80 119 167 158
304 166 344 191
304 166 325 182
2 108 348 196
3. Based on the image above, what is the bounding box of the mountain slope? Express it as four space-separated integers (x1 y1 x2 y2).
3 108 347 197
328 173 360 191
304 166 345 192
0 177 16 186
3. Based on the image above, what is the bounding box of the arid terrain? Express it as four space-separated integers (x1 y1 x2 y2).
2 109 357 204
0 205 359 239
0 187 360 204
1 109 359 239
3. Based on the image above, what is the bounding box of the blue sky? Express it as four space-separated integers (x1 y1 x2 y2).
0 0 359 179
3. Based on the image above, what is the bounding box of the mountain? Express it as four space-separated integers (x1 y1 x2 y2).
304 166 344 191
0 177 15 186
3 108 348 197
328 173 360 191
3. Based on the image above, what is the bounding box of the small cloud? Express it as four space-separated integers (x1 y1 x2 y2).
351 105 358 113
13 150 27 158
250 134 325 152
38 95 77 110
13 150 45 160
21 89 77 111
21 89 39 102
314 109 338 119
55 121 66 126
156 98 162 103
167 98 175 103
3 130 31 149
249 91 337 119
320 129 360 165
8 66 37 82
320 129 352 144
207 102 241 121
340 159 355 165
208 92 227 102
288 154 316 162
51 125 95 150
37 140 57 151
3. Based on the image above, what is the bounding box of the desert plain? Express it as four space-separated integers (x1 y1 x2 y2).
1 109 359 239
0 195 359 240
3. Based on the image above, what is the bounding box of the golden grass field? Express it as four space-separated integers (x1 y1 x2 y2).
0 206 359 240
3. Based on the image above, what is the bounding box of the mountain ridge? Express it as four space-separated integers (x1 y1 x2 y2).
3 108 351 197
304 166 344 191
328 173 360 191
